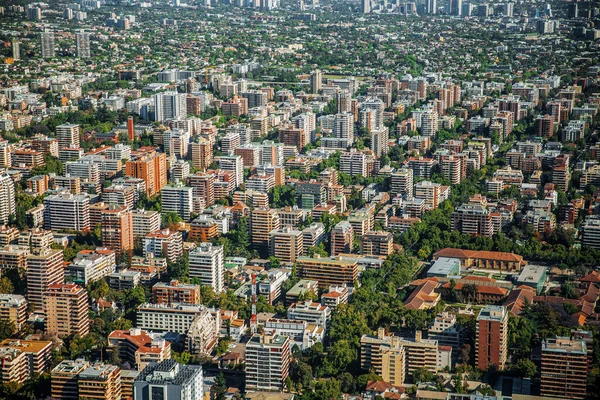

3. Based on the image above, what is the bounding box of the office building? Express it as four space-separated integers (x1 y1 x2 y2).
26 248 64 314
476 305 508 371
41 30 55 58
133 360 203 400
101 206 133 252
245 334 290 391
44 284 90 337
270 227 304 263
540 337 588 400
76 31 90 58
188 243 225 294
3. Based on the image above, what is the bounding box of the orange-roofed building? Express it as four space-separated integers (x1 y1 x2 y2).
432 248 526 271
108 328 171 371
404 280 440 310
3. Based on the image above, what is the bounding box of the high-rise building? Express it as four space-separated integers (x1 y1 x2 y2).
125 147 167 196
340 150 367 176
451 203 494 237
0 295 28 331
153 92 187 122
245 334 290 391
188 243 225 294
56 124 80 149
331 221 354 256
426 0 436 14
391 169 414 198
218 155 243 188
0 173 15 225
77 363 122 400
101 206 134 252
270 227 304 263
361 0 371 14
133 360 203 400
44 193 90 231
76 31 90 58
143 229 183 263
190 138 213 170
26 249 64 314
250 208 280 254
161 184 193 221
297 255 359 288
41 30 55 58
309 70 322 94
131 209 161 240
540 336 588 400
360 231 393 257
333 112 354 145
12 40 20 61
476 305 508 371
188 173 215 210
44 284 90 337
360 329 406 386
51 359 90 400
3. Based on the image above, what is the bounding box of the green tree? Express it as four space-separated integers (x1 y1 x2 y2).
213 372 228 400
0 277 15 294
173 351 191 365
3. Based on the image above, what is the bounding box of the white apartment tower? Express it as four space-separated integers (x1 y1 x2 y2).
41 30 55 58
189 243 225 293
0 173 16 225
153 92 187 122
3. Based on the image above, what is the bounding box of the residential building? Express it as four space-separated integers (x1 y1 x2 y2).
152 280 200 305
133 360 203 400
143 229 183 263
51 358 90 400
161 184 193 221
540 337 588 400
361 231 393 257
188 243 225 293
26 248 64 314
77 363 122 400
0 173 15 224
270 227 304 263
287 301 331 330
101 206 133 252
136 303 215 336
108 328 172 371
250 208 280 254
131 209 161 240
44 284 90 337
297 255 359 288
56 124 80 149
245 334 290 391
0 295 27 331
125 148 167 196
44 193 90 231
476 305 508 371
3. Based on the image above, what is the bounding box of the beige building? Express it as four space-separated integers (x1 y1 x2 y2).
26 248 64 314
270 227 304 263
44 284 90 337
0 294 28 331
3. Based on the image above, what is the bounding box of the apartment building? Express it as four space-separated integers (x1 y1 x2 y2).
360 231 394 257
101 206 133 252
287 301 331 330
44 284 90 337
476 305 508 371
250 208 280 254
152 280 200 305
331 221 354 256
136 303 215 336
270 227 304 263
161 184 193 221
245 334 290 391
297 255 359 288
131 209 161 240
540 336 588 399
143 229 183 263
0 294 27 331
44 193 90 231
133 360 203 400
188 243 225 294
108 328 171 371
125 147 167 196
26 248 64 314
